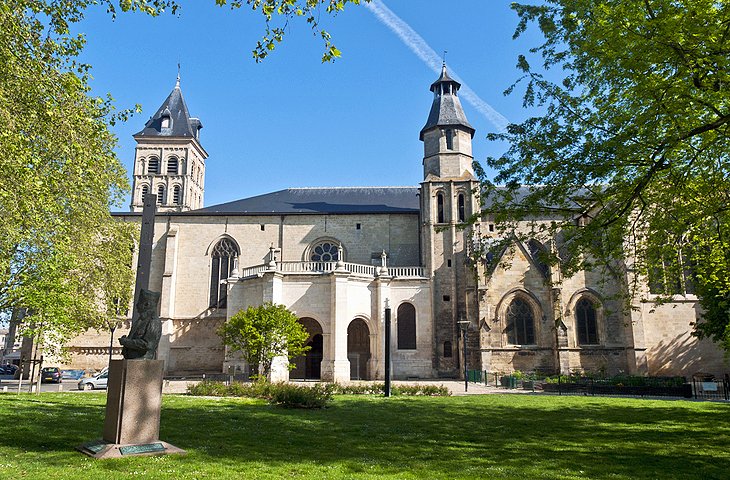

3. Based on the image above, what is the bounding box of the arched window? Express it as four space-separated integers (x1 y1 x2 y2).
140 184 149 201
148 157 160 175
575 298 599 345
397 303 416 350
172 185 181 205
443 341 452 358
167 157 179 175
436 193 445 223
157 185 165 205
310 241 339 262
457 193 465 222
209 238 239 308
191 163 196 180
506 297 535 345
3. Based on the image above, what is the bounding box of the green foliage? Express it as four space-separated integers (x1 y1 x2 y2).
269 382 334 408
481 1 730 349
0 1 150 351
188 380 452 398
187 380 333 408
218 303 310 378
214 0 367 62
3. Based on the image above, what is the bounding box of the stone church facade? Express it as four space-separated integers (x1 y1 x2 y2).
65 68 726 381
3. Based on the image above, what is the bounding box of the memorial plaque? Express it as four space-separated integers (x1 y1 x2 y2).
119 443 166 455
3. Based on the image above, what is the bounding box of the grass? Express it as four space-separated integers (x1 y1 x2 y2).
0 392 728 479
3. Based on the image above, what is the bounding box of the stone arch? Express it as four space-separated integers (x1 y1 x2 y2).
147 156 160 175
396 302 417 350
204 234 241 257
207 236 240 308
565 289 605 347
434 189 446 223
290 317 324 380
304 237 345 263
495 289 543 346
166 155 179 175
347 317 371 380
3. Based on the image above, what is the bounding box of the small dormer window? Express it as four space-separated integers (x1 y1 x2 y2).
161 116 170 129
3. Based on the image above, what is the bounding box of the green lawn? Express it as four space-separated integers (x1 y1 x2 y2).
0 392 727 479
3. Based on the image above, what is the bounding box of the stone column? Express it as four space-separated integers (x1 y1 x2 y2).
372 276 392 380
323 271 351 383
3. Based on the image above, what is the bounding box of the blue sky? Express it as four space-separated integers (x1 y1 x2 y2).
76 1 546 209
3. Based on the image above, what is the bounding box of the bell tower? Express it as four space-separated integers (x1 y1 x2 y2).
130 76 208 212
420 64 480 377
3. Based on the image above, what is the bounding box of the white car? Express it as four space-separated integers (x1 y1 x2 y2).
78 370 109 390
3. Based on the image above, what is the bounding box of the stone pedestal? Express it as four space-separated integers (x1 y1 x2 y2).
78 359 185 459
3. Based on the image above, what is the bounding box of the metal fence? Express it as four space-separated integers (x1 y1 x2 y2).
691 374 729 400
466 370 730 400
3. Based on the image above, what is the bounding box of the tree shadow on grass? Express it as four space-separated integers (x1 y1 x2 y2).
1 393 728 479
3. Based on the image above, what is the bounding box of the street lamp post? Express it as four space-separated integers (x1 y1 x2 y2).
384 299 391 397
457 319 470 392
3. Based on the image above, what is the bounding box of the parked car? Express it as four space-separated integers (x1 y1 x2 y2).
61 369 85 380
41 367 62 384
0 364 18 375
78 370 108 390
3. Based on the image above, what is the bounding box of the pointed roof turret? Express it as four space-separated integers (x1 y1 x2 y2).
134 77 203 140
419 64 474 140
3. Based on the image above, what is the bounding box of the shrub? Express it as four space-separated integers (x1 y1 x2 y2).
188 380 333 408
269 383 334 408
332 383 450 396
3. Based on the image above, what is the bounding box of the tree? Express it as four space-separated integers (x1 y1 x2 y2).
480 1 729 348
218 303 310 379
1 0 363 352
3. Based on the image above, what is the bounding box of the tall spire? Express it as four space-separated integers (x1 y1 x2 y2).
420 64 474 140
134 76 202 140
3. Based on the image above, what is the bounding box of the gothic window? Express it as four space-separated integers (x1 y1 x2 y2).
141 184 149 201
157 185 165 205
506 297 535 345
191 163 196 180
167 157 179 175
310 241 339 262
161 115 171 129
458 193 465 222
443 341 452 358
209 238 238 308
575 298 599 345
437 193 445 223
172 185 181 205
397 303 416 350
148 157 160 175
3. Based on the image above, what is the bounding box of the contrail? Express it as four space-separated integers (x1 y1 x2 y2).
363 0 510 132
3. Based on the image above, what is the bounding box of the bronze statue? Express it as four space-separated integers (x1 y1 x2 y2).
120 289 162 360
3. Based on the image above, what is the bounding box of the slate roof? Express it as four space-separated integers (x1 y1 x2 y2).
193 187 421 215
420 65 474 140
134 80 202 139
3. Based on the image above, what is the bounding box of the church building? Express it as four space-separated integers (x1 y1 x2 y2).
66 68 726 381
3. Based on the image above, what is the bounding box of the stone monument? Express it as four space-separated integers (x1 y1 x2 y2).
78 194 184 459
